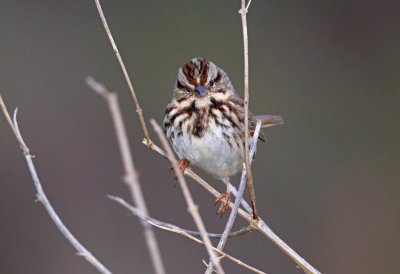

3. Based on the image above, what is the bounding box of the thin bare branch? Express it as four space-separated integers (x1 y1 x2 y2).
108 195 252 239
228 184 253 214
240 0 258 220
109 195 266 274
150 120 225 274
93 0 151 145
0 96 112 274
191 172 322 274
85 77 166 274
144 140 322 274
189 164 322 274
245 0 253 10
205 121 261 274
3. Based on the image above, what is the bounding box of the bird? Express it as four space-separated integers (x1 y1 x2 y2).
163 57 283 215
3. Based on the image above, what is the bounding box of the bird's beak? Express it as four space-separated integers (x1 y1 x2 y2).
195 85 207 97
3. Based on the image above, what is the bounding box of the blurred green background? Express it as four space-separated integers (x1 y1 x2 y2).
1 1 399 273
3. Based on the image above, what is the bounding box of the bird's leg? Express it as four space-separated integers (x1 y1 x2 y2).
177 158 190 174
170 159 190 184
215 175 232 216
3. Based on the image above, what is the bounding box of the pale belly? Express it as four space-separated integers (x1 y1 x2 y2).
171 129 244 178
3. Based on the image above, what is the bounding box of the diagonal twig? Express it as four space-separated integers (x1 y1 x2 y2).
187 161 322 274
109 195 266 274
188 159 322 274
150 120 225 274
144 140 322 274
0 96 112 274
108 195 253 239
85 77 166 274
93 0 151 146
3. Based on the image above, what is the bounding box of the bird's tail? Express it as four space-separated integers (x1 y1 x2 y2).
255 115 284 128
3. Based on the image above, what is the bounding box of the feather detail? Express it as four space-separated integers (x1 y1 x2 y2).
255 115 284 128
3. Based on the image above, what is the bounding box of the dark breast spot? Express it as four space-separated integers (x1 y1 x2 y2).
169 101 197 125
192 123 204 137
192 109 207 138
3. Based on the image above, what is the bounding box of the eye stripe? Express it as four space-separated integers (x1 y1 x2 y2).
214 72 222 83
176 80 186 90
176 80 193 94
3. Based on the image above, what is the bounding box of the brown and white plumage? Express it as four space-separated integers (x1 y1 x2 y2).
163 57 283 180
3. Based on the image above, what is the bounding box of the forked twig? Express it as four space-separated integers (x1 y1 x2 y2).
150 120 225 274
93 0 151 146
108 195 252 239
205 121 261 274
240 0 258 220
190 170 322 274
108 195 266 274
140 132 321 274
144 140 322 274
0 96 112 274
85 77 166 274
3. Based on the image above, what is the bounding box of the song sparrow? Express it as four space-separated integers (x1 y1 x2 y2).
163 57 282 214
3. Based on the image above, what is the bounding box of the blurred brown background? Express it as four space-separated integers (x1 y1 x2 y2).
1 1 399 273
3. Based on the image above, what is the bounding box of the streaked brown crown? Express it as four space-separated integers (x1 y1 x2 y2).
181 57 210 86
174 57 227 99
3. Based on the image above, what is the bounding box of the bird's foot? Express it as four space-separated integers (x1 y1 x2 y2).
177 159 190 174
169 159 190 183
215 192 231 216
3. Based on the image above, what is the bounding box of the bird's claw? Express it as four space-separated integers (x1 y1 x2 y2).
169 159 190 182
177 159 190 174
215 192 231 216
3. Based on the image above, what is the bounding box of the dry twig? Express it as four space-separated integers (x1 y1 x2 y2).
144 140 322 274
109 194 252 239
240 0 258 220
85 77 166 274
93 0 151 145
0 96 112 274
150 120 225 274
109 195 266 274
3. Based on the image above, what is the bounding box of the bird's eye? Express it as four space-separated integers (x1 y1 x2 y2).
209 80 215 87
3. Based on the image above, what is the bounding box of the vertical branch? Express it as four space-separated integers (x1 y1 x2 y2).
240 0 258 219
205 121 261 274
93 0 152 146
150 120 225 274
85 78 166 274
0 96 112 274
